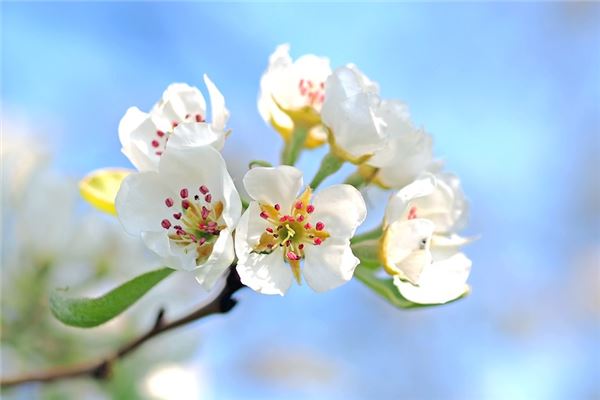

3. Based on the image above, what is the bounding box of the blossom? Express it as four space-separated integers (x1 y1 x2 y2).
115 144 241 290
119 74 229 171
258 44 332 148
363 100 440 189
380 173 472 304
235 166 367 295
321 65 388 163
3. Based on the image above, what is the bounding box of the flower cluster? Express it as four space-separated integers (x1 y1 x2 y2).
83 44 475 306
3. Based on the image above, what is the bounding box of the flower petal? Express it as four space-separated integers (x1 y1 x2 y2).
381 219 434 283
118 107 167 171
235 204 292 295
303 238 358 292
204 74 230 132
393 252 472 304
309 184 367 239
384 174 437 224
243 166 303 210
168 122 225 151
409 172 468 234
194 229 235 290
158 145 241 229
141 231 197 271
157 83 207 123
115 171 174 235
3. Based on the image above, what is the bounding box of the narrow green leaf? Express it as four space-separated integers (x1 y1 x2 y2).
353 265 467 309
50 267 175 328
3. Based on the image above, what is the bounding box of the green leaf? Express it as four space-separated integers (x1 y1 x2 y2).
50 267 175 328
353 265 467 309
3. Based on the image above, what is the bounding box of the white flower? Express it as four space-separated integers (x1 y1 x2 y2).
119 74 229 171
258 44 332 148
381 173 472 304
235 166 367 295
366 100 440 188
115 144 241 290
321 65 387 162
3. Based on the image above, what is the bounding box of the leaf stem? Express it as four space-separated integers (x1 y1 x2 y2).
309 152 344 189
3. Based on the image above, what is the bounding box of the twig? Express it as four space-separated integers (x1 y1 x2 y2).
1 267 244 388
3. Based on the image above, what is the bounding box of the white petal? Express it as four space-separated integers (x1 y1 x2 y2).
309 184 367 239
118 107 166 171
168 122 225 151
158 145 241 229
194 229 235 290
384 174 437 224
258 44 293 123
243 166 303 210
394 253 472 304
321 65 387 159
115 171 174 235
141 231 197 271
303 238 358 292
235 205 292 295
204 74 229 132
382 219 434 283
409 172 468 233
157 83 207 123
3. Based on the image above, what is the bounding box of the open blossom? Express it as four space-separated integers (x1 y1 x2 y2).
258 44 332 148
119 74 229 171
321 65 388 163
115 144 241 290
364 100 440 189
235 166 367 295
381 173 472 304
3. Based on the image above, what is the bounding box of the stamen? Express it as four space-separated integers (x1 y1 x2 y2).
199 185 209 194
295 201 303 210
205 194 212 203
266 227 274 233
314 238 322 245
274 204 281 211
182 200 191 209
407 206 418 220
260 211 269 219
195 114 203 123
180 188 189 198
316 221 325 231
304 223 312 229
151 140 160 148
172 121 179 128
201 206 210 219
306 205 315 213
165 198 174 207
287 251 300 261
161 219 171 229
173 212 182 220
157 130 165 137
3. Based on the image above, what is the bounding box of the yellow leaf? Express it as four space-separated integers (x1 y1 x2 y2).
79 168 133 215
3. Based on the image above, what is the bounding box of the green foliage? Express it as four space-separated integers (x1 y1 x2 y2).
50 267 174 328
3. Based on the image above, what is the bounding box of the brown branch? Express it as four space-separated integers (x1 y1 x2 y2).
1 267 244 388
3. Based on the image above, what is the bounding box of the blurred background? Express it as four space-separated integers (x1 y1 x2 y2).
2 2 599 399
